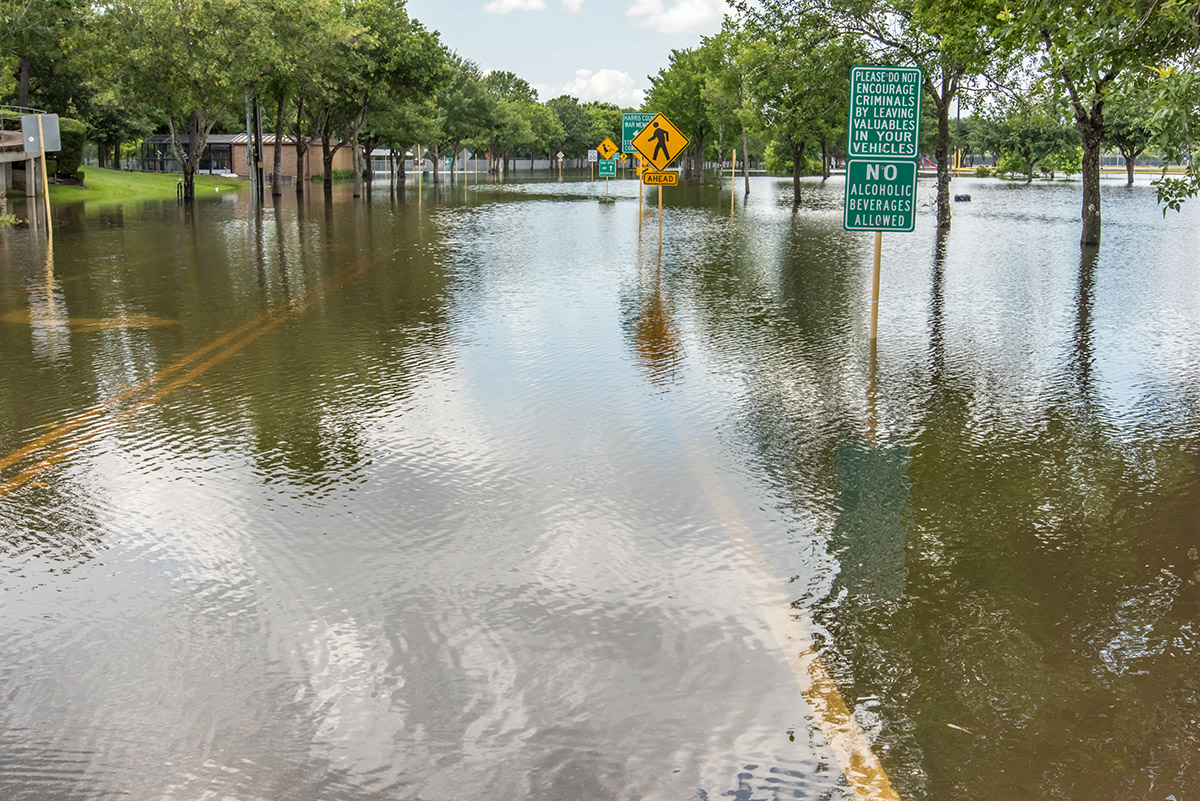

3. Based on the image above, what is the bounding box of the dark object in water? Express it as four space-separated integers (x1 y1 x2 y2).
954 194 971 202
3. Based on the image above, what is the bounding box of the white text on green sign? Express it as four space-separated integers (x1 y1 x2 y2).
598 159 616 178
843 160 917 232
622 112 655 154
847 66 923 160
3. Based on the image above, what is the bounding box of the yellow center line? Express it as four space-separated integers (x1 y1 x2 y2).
0 251 376 496
688 445 901 801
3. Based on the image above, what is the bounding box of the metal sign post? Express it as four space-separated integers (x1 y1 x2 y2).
22 114 60 235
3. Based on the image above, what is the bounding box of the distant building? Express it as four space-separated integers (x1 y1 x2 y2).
136 134 354 181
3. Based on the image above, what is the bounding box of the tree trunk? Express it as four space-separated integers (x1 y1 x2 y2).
322 136 335 198
791 138 804 210
933 91 952 229
741 125 750 195
294 95 307 195
1079 117 1102 246
351 133 363 198
114 142 120 170
1120 146 1142 186
18 57 31 107
1025 157 1034 184
821 139 830 180
431 145 440 184
272 91 285 196
253 97 264 202
98 146 107 169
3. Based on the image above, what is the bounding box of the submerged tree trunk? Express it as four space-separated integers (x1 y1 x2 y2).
1079 119 1103 245
933 87 953 229
293 95 307 195
821 139 830 180
741 125 750 195
169 109 209 201
272 91 285 196
1120 146 1142 186
790 138 804 210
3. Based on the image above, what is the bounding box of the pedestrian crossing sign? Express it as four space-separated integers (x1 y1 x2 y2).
597 137 619 160
630 113 689 172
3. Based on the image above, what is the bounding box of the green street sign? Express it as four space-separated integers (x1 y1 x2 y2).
622 112 655 154
598 158 616 178
847 65 923 160
843 159 918 232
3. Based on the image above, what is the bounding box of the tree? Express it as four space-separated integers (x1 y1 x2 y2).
430 55 492 182
103 0 263 200
753 0 1016 228
1103 76 1155 186
546 95 588 161
1010 0 1199 243
645 45 715 181
328 0 445 198
974 91 1078 183
739 13 863 206
526 101 565 170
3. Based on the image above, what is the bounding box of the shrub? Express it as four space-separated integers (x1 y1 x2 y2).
50 117 87 179
975 165 993 177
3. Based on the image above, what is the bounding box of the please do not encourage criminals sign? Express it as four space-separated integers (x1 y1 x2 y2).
846 66 922 159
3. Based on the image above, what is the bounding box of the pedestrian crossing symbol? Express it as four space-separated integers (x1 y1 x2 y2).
630 113 689 172
597 137 619 160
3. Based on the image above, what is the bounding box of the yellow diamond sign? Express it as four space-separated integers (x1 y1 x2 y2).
597 137 619 160
630 113 689 172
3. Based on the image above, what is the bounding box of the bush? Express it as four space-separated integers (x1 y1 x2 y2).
50 117 87 179
975 165 993 177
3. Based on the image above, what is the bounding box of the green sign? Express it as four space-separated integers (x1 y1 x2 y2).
843 160 917 232
847 65 923 160
598 158 616 178
622 112 655 154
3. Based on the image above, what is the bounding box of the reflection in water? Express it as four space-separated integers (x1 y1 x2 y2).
25 241 70 362
625 257 684 386
1 177 1199 800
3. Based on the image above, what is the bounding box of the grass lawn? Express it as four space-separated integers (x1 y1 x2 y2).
48 167 246 204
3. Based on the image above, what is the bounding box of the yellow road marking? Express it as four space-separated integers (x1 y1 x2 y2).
688 446 901 801
0 308 178 330
0 252 376 495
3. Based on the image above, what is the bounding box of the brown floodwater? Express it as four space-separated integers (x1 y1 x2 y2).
1 172 1198 801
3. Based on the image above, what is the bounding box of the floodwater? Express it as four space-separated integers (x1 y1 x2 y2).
1 172 1198 801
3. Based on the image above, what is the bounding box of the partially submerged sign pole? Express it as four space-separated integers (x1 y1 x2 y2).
843 65 923 341
631 113 690 257
22 114 60 235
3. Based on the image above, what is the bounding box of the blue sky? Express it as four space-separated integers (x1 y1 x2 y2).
406 0 731 108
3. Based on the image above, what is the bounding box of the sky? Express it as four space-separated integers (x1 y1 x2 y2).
405 0 732 108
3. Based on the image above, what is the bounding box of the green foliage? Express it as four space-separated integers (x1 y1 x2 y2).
1042 145 1081 177
974 165 992 177
546 95 588 158
50 115 86 177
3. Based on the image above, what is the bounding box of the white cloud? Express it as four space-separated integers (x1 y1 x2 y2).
625 0 727 33
563 0 584 10
482 0 546 13
540 69 646 107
